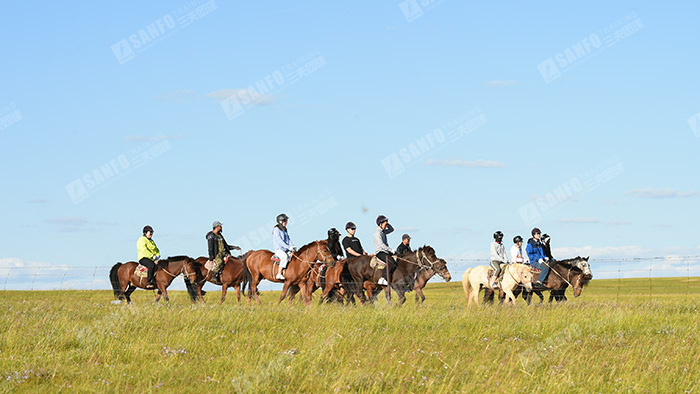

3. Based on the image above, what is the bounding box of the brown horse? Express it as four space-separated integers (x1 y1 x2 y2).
186 254 252 304
244 240 335 305
109 256 198 304
391 249 451 304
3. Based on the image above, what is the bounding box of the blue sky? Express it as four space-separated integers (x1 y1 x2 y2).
1 0 699 289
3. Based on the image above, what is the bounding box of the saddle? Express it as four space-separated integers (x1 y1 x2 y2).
135 264 149 279
369 256 386 270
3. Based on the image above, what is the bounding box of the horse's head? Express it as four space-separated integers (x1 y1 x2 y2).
182 257 200 284
432 258 452 282
572 256 593 279
313 240 336 264
572 270 592 297
517 264 534 291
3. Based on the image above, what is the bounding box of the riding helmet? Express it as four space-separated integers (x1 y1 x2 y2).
276 213 289 224
328 228 340 237
493 231 504 241
345 221 356 230
542 233 551 243
376 215 388 226
531 227 541 236
142 225 154 234
513 235 523 244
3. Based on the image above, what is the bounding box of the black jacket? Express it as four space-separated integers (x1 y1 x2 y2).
542 242 553 260
206 231 238 260
396 242 412 256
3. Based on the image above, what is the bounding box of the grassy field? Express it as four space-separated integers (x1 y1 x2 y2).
1 278 699 393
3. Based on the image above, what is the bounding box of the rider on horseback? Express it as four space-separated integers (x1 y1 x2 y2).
373 215 395 286
137 225 160 289
396 234 412 255
342 222 367 258
273 213 296 280
490 231 508 288
206 221 241 283
526 228 550 288
542 233 554 260
510 235 529 265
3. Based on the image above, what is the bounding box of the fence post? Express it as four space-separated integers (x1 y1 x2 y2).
90 266 98 290
31 268 39 291
617 260 621 299
61 267 71 290
4 267 12 291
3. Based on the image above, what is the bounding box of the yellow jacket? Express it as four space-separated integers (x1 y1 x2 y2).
137 235 160 261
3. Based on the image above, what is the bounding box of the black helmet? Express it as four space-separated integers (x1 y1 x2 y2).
143 225 154 234
345 221 356 230
542 234 551 243
328 228 340 237
493 231 504 241
276 213 289 224
376 215 388 226
531 227 541 236
513 235 523 244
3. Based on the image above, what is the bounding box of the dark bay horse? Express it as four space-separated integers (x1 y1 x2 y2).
243 240 335 305
287 229 345 304
186 254 252 304
391 250 451 304
109 256 198 304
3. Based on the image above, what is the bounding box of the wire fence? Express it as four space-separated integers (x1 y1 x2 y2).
2 256 700 294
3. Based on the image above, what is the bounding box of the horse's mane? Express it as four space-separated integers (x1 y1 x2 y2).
159 255 191 268
554 257 583 270
416 245 435 256
297 240 327 254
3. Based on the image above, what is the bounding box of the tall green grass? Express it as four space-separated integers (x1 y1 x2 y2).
1 278 699 393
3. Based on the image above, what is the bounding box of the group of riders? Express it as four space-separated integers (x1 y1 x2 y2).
490 227 554 290
136 213 412 289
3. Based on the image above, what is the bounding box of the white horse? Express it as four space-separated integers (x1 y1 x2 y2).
461 263 533 306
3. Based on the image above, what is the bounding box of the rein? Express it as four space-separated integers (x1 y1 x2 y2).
542 260 574 288
395 250 447 279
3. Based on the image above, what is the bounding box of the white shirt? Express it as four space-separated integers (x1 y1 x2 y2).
490 241 508 263
510 244 530 264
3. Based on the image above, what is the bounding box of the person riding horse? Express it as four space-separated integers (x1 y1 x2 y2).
396 234 412 255
136 225 161 289
273 213 296 280
206 221 241 283
373 215 395 286
490 231 508 288
527 227 550 288
342 222 367 258
510 235 529 265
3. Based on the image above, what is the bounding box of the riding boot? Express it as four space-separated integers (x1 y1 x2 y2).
146 268 156 289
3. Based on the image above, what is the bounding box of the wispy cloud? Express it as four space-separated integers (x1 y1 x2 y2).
557 217 599 224
206 89 276 105
626 188 697 199
424 159 506 168
487 80 518 87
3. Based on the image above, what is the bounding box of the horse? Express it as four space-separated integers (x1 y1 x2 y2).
514 257 593 304
185 253 253 304
343 254 392 305
462 263 533 306
109 256 198 304
243 240 335 305
286 229 345 305
390 248 451 305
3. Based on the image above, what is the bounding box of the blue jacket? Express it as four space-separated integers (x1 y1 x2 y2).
273 225 295 252
526 238 546 263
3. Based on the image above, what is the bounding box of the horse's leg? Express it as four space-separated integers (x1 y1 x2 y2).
252 275 262 305
277 281 292 305
124 285 136 304
414 285 426 304
198 284 206 303
469 284 480 307
220 284 228 304
504 288 516 305
234 284 241 303
384 284 392 305
363 281 374 304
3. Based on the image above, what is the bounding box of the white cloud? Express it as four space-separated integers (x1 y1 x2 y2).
487 80 518 87
557 217 599 224
626 188 697 199
424 159 506 168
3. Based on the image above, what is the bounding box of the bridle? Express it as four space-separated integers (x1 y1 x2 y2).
397 250 448 279
160 258 196 283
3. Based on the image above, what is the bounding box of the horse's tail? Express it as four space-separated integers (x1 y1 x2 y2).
110 263 124 299
240 250 253 297
461 268 473 299
183 274 199 303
